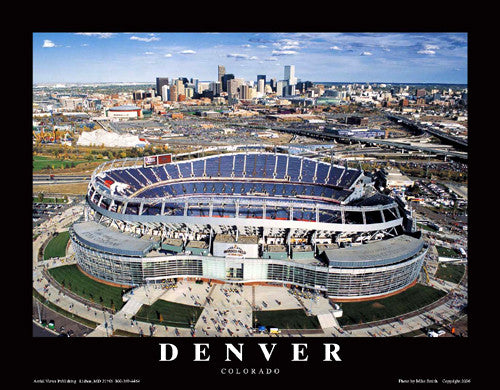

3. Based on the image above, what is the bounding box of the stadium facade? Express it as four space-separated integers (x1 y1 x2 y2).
70 150 427 301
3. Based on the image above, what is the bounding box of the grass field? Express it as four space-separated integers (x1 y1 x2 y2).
33 155 106 172
48 264 125 311
33 155 87 171
253 309 321 330
337 284 447 326
435 263 465 284
134 300 203 328
43 231 70 260
417 223 438 232
436 246 461 258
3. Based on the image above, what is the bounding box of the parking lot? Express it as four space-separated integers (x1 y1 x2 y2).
33 202 67 225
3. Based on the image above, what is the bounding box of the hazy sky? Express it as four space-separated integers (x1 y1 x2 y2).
33 32 467 84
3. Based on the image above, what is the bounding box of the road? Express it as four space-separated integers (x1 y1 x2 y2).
258 124 467 161
33 322 56 337
33 174 90 185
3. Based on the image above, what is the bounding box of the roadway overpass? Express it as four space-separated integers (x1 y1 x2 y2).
387 114 468 151
249 124 467 161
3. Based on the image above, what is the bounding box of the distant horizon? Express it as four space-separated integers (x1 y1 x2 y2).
33 32 467 85
33 81 468 86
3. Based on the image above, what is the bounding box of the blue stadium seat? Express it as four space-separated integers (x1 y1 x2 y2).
301 159 316 182
263 154 276 177
219 155 233 177
138 167 158 184
287 157 300 181
177 162 192 178
233 154 245 177
154 166 169 181
205 158 219 177
274 155 287 179
192 159 204 177
245 154 256 176
252 155 266 178
165 164 179 180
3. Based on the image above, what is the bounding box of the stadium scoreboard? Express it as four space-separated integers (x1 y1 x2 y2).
144 154 172 167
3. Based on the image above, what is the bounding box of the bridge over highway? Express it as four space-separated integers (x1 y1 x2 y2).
387 114 467 151
249 124 467 161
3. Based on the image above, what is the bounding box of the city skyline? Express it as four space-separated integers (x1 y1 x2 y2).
33 32 467 85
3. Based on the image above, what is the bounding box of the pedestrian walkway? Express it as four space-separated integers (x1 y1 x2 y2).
33 255 468 338
87 324 109 337
317 312 339 329
119 299 143 316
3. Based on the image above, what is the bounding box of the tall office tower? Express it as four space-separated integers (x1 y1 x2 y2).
175 79 185 97
257 78 265 94
156 77 169 98
284 65 296 86
218 65 226 83
257 74 266 86
190 78 199 92
161 85 170 102
228 78 244 100
276 80 287 97
133 90 145 100
185 87 194 99
210 81 221 96
270 78 277 92
169 84 178 102
239 84 250 99
221 73 234 92
197 82 210 94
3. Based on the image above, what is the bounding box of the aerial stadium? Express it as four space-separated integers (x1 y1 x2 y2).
69 150 428 301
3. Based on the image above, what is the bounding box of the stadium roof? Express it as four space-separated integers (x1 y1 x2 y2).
323 235 424 268
349 193 395 207
72 221 156 257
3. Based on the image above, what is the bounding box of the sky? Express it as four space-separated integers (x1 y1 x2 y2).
33 32 467 84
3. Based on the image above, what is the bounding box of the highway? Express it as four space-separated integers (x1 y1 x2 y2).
33 174 90 185
387 114 467 150
254 124 468 161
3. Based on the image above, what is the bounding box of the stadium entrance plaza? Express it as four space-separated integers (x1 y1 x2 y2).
33 258 467 338
33 205 467 337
